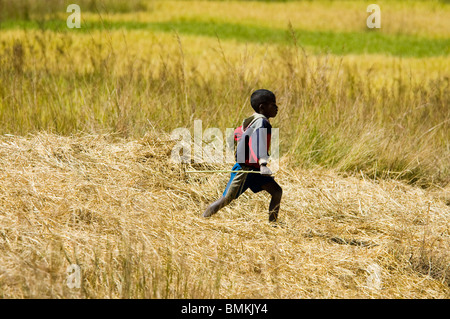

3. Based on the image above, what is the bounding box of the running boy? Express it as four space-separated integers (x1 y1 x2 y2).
203 89 282 223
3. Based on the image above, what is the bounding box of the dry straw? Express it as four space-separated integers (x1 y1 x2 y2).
0 130 448 298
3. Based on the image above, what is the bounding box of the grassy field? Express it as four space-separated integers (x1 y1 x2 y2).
0 132 449 298
0 0 449 298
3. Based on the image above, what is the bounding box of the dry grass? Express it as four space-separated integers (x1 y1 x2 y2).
0 29 448 186
0 131 448 298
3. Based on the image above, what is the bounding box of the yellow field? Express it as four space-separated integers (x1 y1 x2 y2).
0 132 448 298
78 0 450 38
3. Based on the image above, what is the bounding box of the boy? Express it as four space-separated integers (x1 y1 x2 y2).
203 89 282 223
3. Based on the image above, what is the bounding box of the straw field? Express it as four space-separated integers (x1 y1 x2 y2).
0 0 449 298
0 131 449 298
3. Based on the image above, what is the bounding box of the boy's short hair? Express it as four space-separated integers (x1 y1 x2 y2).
250 89 276 113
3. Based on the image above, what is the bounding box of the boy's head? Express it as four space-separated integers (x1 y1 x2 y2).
250 89 278 118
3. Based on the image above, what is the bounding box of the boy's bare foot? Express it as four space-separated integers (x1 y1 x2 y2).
203 206 216 218
203 196 227 218
269 220 286 228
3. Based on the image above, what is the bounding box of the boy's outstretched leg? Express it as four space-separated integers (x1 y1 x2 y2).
261 181 282 222
204 168 248 218
203 196 227 217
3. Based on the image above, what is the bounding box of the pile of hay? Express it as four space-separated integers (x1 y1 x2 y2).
0 131 448 298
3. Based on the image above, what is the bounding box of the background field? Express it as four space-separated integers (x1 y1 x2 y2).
0 0 449 298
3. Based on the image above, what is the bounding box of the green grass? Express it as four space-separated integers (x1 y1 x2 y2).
1 18 449 57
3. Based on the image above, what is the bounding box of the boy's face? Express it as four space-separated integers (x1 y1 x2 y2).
259 101 278 118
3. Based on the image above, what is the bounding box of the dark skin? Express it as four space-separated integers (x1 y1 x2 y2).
203 101 282 222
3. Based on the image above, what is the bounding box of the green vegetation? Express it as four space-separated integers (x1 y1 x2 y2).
1 19 448 57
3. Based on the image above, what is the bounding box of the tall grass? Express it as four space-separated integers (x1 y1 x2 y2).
0 29 448 186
